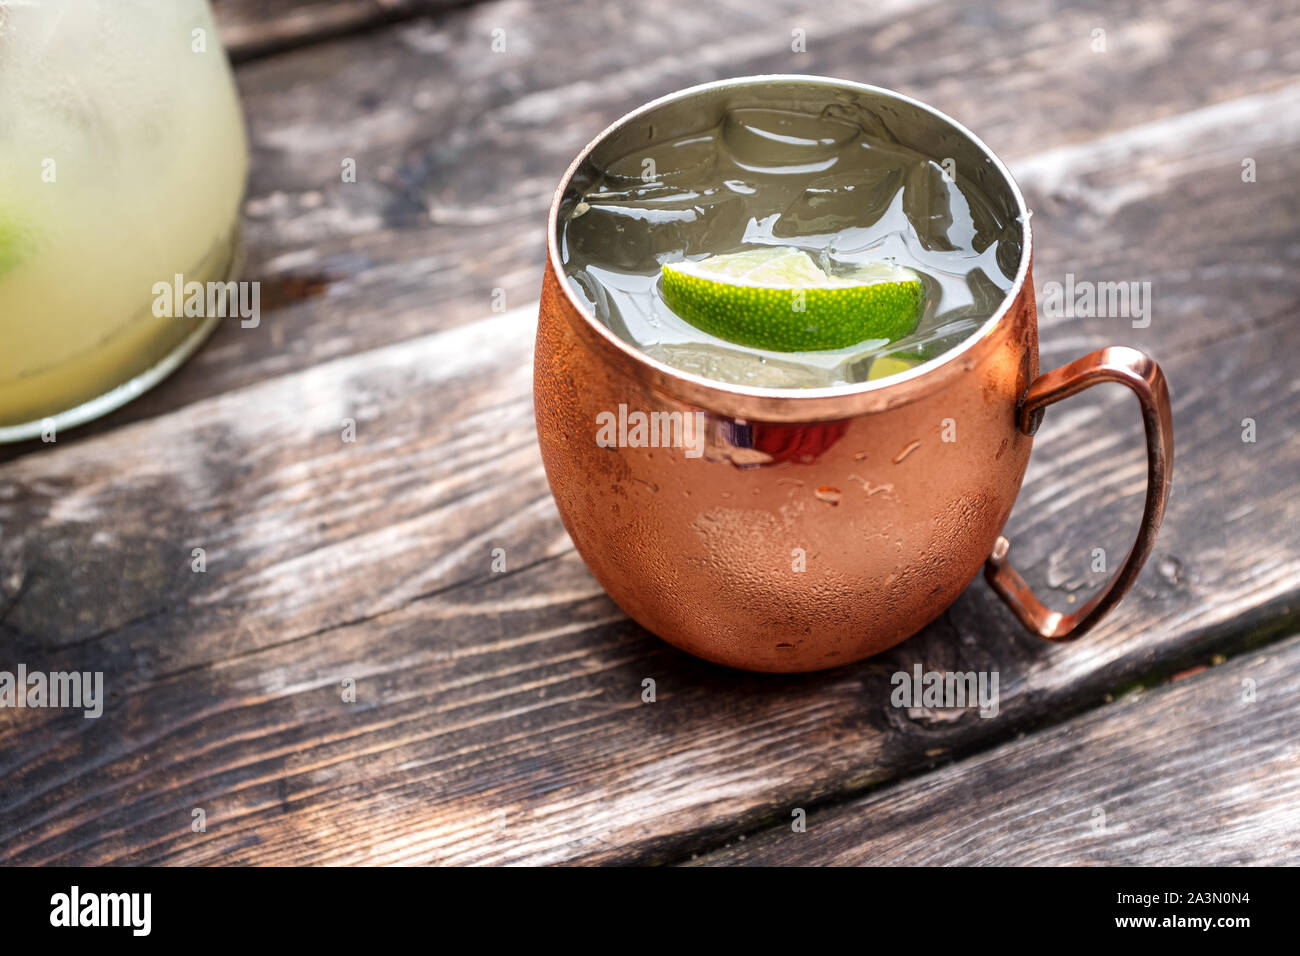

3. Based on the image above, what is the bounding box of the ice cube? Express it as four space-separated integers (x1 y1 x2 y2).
721 108 860 174
644 342 839 388
565 181 747 271
775 166 902 237
604 133 719 186
903 160 957 252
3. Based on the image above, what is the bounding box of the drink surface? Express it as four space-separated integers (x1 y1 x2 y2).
560 104 1022 387
0 0 247 427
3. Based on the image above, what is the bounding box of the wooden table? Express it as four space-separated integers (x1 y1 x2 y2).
2 0 1298 866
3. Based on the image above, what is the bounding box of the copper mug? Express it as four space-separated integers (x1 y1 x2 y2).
534 76 1173 673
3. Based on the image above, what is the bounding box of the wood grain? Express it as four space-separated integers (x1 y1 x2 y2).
213 0 471 60
1 89 1297 861
4 0 1294 459
691 634 1300 865
1 1 1298 866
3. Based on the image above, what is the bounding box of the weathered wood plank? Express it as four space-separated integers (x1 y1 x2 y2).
1 82 1298 863
3 0 1300 864
213 0 468 61
3 80 1295 658
690 633 1300 866
3 0 1292 460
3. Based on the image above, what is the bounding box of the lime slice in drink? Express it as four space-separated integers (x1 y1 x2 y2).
0 214 31 277
661 247 923 352
867 352 925 381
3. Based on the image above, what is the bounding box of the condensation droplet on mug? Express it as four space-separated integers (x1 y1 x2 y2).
814 486 842 505
893 440 922 464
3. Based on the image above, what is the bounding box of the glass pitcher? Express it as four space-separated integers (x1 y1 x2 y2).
0 0 247 441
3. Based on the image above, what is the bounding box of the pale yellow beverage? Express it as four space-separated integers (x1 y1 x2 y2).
0 0 247 440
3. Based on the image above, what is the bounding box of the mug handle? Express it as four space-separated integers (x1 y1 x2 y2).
984 346 1174 642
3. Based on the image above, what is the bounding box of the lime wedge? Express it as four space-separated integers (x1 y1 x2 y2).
0 215 29 277
867 352 924 381
661 247 923 352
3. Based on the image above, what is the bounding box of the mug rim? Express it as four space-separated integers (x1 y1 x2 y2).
545 74 1033 414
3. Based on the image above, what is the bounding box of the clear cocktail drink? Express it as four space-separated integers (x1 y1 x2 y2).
560 102 1022 386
